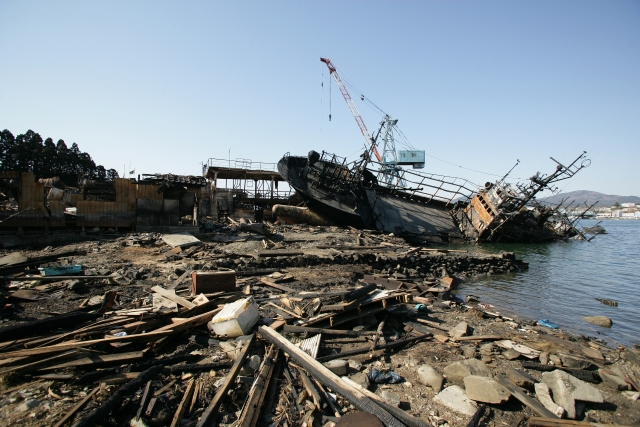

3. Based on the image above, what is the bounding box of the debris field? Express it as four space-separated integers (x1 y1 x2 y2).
0 222 638 427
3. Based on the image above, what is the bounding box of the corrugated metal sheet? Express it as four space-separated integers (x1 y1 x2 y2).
296 334 322 359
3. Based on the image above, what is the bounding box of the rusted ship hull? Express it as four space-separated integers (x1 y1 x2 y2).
277 150 591 244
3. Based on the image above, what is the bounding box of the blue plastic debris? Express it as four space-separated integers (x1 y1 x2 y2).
367 368 403 384
538 319 559 329
415 303 427 313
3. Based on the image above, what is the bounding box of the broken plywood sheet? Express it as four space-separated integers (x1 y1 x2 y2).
161 232 201 249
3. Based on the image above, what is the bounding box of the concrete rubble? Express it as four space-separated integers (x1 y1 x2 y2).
0 222 637 427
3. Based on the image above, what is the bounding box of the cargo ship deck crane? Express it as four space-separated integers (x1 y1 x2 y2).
320 57 382 162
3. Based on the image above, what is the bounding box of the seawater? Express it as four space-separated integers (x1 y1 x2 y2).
455 220 640 347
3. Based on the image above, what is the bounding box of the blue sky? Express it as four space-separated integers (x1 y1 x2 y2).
1 1 638 196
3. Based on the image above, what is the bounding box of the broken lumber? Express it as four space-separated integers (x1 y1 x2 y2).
170 378 196 427
0 311 100 342
258 326 404 427
196 333 256 427
494 374 558 418
151 285 196 309
282 325 378 336
70 365 164 427
53 386 100 427
259 277 296 293
317 333 431 362
237 345 279 427
0 330 172 359
38 351 144 372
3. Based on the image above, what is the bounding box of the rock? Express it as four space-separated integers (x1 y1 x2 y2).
461 346 477 359
598 369 631 391
621 391 640 401
503 348 521 360
541 370 603 419
349 372 370 390
481 355 493 364
380 390 401 406
581 346 604 361
623 348 640 366
479 343 494 356
347 359 363 371
67 280 84 291
417 364 444 392
582 316 612 328
240 355 261 375
449 321 469 338
17 399 40 412
539 351 549 365
463 375 510 404
558 352 593 370
336 412 384 427
433 385 478 416
534 383 566 418
443 358 492 385
324 359 348 376
549 354 562 366
505 368 535 389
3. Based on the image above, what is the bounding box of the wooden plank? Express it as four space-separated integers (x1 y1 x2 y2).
529 418 631 427
0 276 113 281
316 333 431 363
258 326 404 427
170 378 196 427
453 335 505 342
196 334 256 427
282 325 377 336
259 277 295 293
298 368 322 410
151 286 196 309
237 346 279 427
0 350 89 375
100 372 140 385
52 386 100 427
0 330 172 359
38 351 144 372
258 250 304 257
495 374 558 418
135 381 153 421
265 302 305 320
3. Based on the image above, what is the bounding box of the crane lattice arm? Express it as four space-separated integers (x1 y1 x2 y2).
320 57 382 162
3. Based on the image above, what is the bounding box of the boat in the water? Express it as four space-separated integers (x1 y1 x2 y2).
277 149 591 244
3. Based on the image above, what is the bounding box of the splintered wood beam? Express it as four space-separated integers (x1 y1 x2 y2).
259 277 296 293
38 351 144 372
297 368 322 410
258 326 404 427
316 333 431 363
53 386 100 427
170 378 196 427
151 286 196 309
237 345 279 427
282 325 377 336
196 334 256 427
495 374 558 418
0 330 172 359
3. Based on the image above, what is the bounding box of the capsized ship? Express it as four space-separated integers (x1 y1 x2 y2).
277 150 591 243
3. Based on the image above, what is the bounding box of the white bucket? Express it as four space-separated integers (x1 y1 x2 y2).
207 297 260 338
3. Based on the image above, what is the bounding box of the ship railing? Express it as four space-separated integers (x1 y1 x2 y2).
369 162 478 206
205 158 279 172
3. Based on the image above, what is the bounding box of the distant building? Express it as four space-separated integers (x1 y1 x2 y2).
621 203 636 208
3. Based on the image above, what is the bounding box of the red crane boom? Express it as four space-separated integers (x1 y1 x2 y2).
320 57 382 162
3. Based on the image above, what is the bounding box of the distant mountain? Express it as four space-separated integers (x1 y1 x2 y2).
540 190 640 207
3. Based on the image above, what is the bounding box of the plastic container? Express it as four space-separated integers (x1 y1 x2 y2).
207 297 260 338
